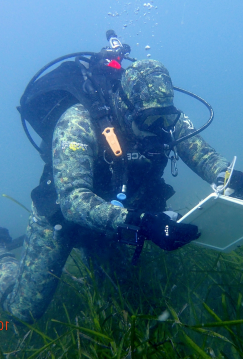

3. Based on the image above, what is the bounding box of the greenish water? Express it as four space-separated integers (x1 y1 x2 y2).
1 243 243 358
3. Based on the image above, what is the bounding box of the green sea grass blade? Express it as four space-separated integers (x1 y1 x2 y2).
20 329 34 359
131 315 136 359
203 302 243 346
115 274 126 309
236 293 242 318
100 311 113 328
193 319 243 328
79 331 111 349
63 303 76 345
10 315 53 342
2 194 30 212
25 330 72 359
191 256 226 293
79 350 94 359
117 333 126 359
69 252 83 277
188 326 235 345
182 332 212 359
0 346 4 359
49 271 83 296
51 319 112 341
53 328 68 359
181 278 201 325
220 352 233 359
220 292 241 348
166 303 180 323
222 293 229 320
236 293 243 337
203 302 224 322
136 314 158 320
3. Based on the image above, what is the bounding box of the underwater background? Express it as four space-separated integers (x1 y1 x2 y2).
1 0 243 357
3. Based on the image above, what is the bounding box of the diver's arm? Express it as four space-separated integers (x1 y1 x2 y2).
174 113 229 184
52 104 127 236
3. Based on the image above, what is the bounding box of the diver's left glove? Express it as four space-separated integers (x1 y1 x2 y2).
139 212 200 251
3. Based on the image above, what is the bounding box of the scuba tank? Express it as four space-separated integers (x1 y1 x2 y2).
17 30 135 154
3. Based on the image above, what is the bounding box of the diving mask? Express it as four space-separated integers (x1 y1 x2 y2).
134 106 181 135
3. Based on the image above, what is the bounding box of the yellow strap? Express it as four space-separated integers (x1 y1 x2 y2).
102 127 122 157
224 170 231 195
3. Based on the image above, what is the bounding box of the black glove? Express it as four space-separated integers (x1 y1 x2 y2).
229 170 243 198
139 212 200 251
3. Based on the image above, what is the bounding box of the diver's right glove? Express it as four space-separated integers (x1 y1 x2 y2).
139 212 200 251
230 170 243 198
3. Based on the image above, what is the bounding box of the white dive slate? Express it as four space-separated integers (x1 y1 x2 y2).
177 193 243 253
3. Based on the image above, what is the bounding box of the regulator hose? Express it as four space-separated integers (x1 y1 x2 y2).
169 86 214 148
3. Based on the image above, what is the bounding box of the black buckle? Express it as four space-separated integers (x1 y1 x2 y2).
117 223 140 246
117 224 145 266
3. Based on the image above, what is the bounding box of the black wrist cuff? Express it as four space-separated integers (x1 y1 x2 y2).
117 210 144 246
125 209 143 226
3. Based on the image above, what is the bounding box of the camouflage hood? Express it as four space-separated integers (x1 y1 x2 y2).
114 59 175 136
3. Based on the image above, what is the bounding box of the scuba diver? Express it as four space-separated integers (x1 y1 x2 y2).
1 30 243 323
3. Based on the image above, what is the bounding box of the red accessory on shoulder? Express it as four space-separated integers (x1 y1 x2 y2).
107 60 121 69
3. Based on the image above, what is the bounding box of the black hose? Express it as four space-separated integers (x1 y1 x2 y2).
169 86 214 148
75 56 92 64
25 52 96 93
21 116 43 154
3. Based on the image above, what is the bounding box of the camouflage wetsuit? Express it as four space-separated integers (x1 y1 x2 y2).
0 100 229 323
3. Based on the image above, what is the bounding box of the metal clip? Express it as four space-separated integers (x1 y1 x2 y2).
170 129 179 161
163 128 179 177
171 156 178 177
